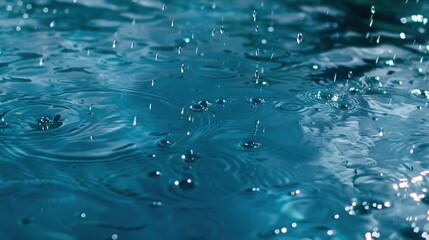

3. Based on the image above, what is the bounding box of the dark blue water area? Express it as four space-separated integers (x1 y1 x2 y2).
2 0 429 239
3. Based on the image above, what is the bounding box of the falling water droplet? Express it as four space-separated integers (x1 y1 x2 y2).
253 11 257 22
151 79 155 86
348 71 353 79
211 28 216 37
49 21 55 28
155 53 159 61
297 33 303 44
130 42 135 48
39 58 44 66
132 116 137 126
255 25 259 32
371 6 375 14
220 25 224 34
171 20 174 27
112 40 117 49
178 46 182 54
181 64 185 73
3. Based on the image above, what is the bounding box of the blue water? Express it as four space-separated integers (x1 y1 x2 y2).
1 0 429 239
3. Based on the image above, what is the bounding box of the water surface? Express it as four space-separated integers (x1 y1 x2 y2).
1 0 429 239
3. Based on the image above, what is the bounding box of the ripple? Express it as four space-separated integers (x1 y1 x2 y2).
0 90 185 162
273 100 308 113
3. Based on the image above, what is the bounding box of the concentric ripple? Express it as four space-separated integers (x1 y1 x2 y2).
0 90 186 162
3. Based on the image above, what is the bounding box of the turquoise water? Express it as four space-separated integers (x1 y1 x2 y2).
1 0 429 239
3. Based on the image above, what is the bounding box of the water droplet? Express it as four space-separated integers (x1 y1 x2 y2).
157 139 173 148
49 21 55 28
162 4 165 11
255 25 259 32
241 141 261 149
371 6 375 14
247 97 266 106
174 179 195 190
112 40 117 49
178 46 182 54
220 26 224 34
111 234 118 240
132 116 137 126
130 42 135 48
181 150 199 163
216 99 226 105
155 53 159 61
171 20 174 27
211 28 216 37
189 100 211 112
297 33 303 44
39 58 44 66
151 201 163 207
252 11 257 21
180 64 185 73
148 170 162 177
348 71 353 79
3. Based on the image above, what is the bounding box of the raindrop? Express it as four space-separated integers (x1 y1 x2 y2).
241 141 261 149
155 53 159 61
162 4 165 11
348 71 353 79
132 116 137 126
49 21 55 28
174 179 195 190
181 149 199 163
130 42 135 48
211 28 216 37
297 33 303 44
39 58 44 66
253 11 257 21
148 170 162 177
180 64 185 73
248 97 266 106
157 139 173 148
178 46 182 54
171 20 174 27
255 25 259 32
189 100 211 112
220 26 224 34
371 6 375 14
112 40 117 49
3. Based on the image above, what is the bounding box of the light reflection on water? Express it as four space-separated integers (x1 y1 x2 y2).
1 0 429 239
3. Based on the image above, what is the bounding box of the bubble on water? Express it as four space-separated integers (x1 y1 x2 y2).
111 234 118 240
274 101 307 112
151 201 163 207
297 33 303 44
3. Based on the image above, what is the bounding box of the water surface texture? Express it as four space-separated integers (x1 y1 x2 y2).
1 0 429 239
